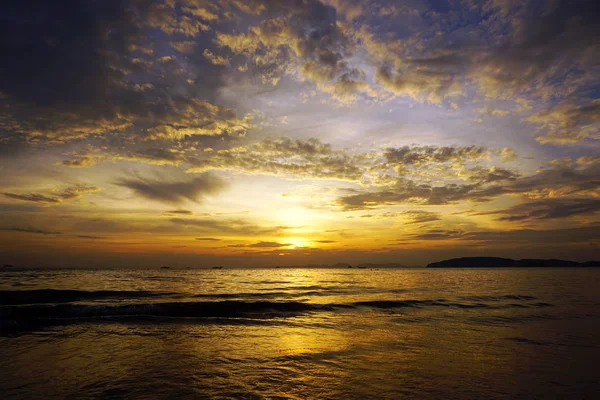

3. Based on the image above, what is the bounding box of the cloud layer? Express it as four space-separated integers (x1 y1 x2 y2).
0 0 598 266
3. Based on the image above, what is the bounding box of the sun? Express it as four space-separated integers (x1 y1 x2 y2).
287 237 307 249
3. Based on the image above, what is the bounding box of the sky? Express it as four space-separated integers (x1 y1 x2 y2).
0 0 598 268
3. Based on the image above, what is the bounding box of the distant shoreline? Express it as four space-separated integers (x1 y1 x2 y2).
2 258 600 270
426 257 599 268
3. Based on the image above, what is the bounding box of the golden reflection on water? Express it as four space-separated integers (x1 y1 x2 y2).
2 268 600 398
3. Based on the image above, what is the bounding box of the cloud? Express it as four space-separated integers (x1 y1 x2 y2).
142 2 211 36
470 0 600 99
188 139 516 188
577 156 600 165
203 49 229 65
337 157 599 210
248 241 292 248
214 0 370 101
170 41 197 53
480 159 600 198
1 0 597 154
359 210 441 224
0 0 144 143
181 4 219 21
400 210 441 224
3 185 101 204
374 64 462 104
170 217 288 235
353 0 600 107
161 210 194 216
59 156 98 168
337 183 482 210
1 227 62 235
195 237 221 241
528 99 600 144
227 241 293 248
189 137 368 181
116 174 226 203
0 0 138 108
383 145 489 166
0 0 250 149
404 225 600 244
464 167 520 183
477 106 511 117
75 235 106 239
410 229 463 240
4 193 60 204
460 226 600 244
496 198 600 222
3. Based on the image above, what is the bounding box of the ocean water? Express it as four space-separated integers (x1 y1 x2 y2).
1 267 599 399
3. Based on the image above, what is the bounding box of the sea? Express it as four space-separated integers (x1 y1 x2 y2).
1 267 599 399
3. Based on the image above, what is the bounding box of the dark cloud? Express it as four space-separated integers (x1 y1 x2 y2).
161 210 194 216
460 226 600 244
116 174 226 203
195 237 221 241
3 185 101 204
473 0 600 96
466 167 520 183
214 0 367 101
338 183 481 210
496 198 600 222
0 0 245 150
357 0 600 112
528 99 600 144
337 158 599 210
75 235 107 239
383 145 488 166
411 229 463 240
0 0 138 108
478 160 600 198
59 157 98 168
4 193 60 204
400 210 441 224
2 227 62 235
406 225 600 244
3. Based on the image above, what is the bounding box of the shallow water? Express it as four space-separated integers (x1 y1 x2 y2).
1 268 599 399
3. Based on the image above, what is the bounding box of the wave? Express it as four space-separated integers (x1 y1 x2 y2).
468 314 557 326
458 294 537 301
505 337 552 346
1 297 555 324
192 290 336 299
0 301 323 333
0 289 176 305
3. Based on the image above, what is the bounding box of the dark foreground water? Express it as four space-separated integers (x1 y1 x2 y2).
1 268 599 399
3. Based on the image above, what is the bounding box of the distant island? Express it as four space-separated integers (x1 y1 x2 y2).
427 257 600 268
